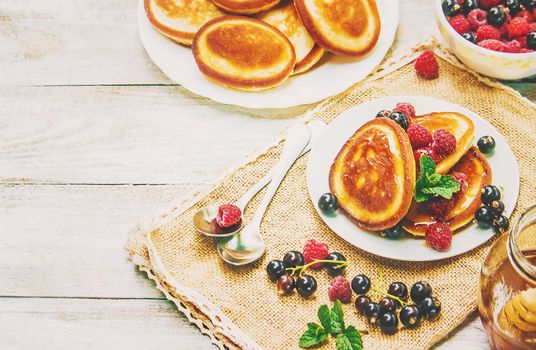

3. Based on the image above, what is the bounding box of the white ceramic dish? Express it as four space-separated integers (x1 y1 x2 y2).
307 95 519 262
137 0 399 109
435 0 536 80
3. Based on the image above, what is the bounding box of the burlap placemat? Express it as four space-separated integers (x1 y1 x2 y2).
126 38 536 350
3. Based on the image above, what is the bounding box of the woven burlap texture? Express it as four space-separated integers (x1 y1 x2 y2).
126 39 536 350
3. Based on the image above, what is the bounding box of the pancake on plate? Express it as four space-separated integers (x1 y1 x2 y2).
211 0 280 14
403 147 492 236
257 1 324 75
412 112 475 174
294 0 381 57
330 118 416 231
144 0 225 46
192 16 295 91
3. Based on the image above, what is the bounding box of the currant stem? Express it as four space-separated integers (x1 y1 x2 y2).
285 259 349 277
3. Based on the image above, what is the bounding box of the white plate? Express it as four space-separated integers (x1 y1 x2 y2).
307 95 520 262
137 0 399 109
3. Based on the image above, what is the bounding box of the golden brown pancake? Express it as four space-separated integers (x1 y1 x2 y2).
144 0 225 46
403 147 492 236
294 0 381 57
192 16 295 91
330 118 416 231
412 112 475 174
257 1 324 74
211 0 280 14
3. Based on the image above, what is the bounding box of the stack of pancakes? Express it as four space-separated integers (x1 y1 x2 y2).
329 112 492 237
144 0 381 91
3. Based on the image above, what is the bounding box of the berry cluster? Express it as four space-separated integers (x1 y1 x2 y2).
443 0 536 52
266 239 348 298
475 185 510 233
352 275 441 334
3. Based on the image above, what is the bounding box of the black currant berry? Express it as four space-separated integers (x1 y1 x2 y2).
463 0 479 14
276 274 295 295
487 7 506 27
410 281 432 304
388 111 409 130
318 193 339 214
325 252 347 276
381 224 403 239
521 0 536 10
351 274 371 294
376 109 391 118
477 135 496 154
475 206 494 229
283 251 304 269
379 297 397 314
492 215 510 234
462 32 477 43
388 282 409 301
489 200 505 216
355 295 372 314
442 0 462 16
400 305 422 329
506 0 521 15
527 32 536 50
364 302 381 324
296 275 317 298
481 185 501 205
266 260 286 282
379 312 399 334
420 297 442 320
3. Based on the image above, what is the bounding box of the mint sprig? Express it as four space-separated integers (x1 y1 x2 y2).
414 156 460 202
299 301 363 350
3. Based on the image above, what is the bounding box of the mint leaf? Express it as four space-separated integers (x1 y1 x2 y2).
420 155 436 178
335 334 351 350
414 157 461 202
318 304 332 334
299 323 327 348
345 326 363 350
421 175 461 199
428 173 441 185
330 300 345 334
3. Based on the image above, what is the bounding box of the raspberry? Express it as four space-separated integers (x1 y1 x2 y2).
516 36 528 48
507 17 529 38
393 102 416 121
468 9 488 30
432 129 457 155
520 48 535 52
478 0 499 9
499 23 508 37
503 39 522 52
407 124 433 149
451 172 468 191
414 51 439 80
328 276 352 304
478 39 505 51
303 239 329 269
449 14 471 34
529 22 536 33
216 204 242 228
414 147 439 165
516 10 533 24
426 198 455 220
476 25 501 42
425 222 453 252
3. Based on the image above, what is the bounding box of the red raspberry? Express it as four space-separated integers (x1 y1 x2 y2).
503 39 522 53
432 129 457 155
468 9 488 30
426 198 455 220
414 51 439 80
303 239 329 269
478 39 505 51
478 0 499 9
393 102 416 121
407 124 433 149
516 10 533 24
216 204 242 228
449 14 471 34
328 276 352 304
520 48 535 52
507 17 529 38
528 22 536 33
451 172 468 191
414 147 440 166
425 222 453 252
476 25 501 42
533 8 536 20
499 23 508 37
516 36 528 48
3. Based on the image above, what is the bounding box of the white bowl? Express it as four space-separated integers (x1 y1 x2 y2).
435 0 536 80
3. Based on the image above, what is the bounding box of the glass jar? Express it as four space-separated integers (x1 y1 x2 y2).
479 205 536 350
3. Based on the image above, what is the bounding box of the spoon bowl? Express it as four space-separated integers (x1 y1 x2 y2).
192 204 244 237
217 227 266 265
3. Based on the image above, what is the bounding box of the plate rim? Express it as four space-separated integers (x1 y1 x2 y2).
306 94 520 262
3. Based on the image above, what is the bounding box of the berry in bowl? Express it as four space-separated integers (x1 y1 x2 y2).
436 0 536 80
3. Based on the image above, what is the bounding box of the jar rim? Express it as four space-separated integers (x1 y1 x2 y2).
507 204 536 283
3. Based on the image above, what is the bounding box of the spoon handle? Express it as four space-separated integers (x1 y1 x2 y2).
249 124 311 228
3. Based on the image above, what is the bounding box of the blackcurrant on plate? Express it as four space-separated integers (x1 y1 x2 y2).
137 0 399 109
306 95 519 262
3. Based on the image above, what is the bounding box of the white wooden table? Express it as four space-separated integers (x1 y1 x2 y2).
1 1 534 349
